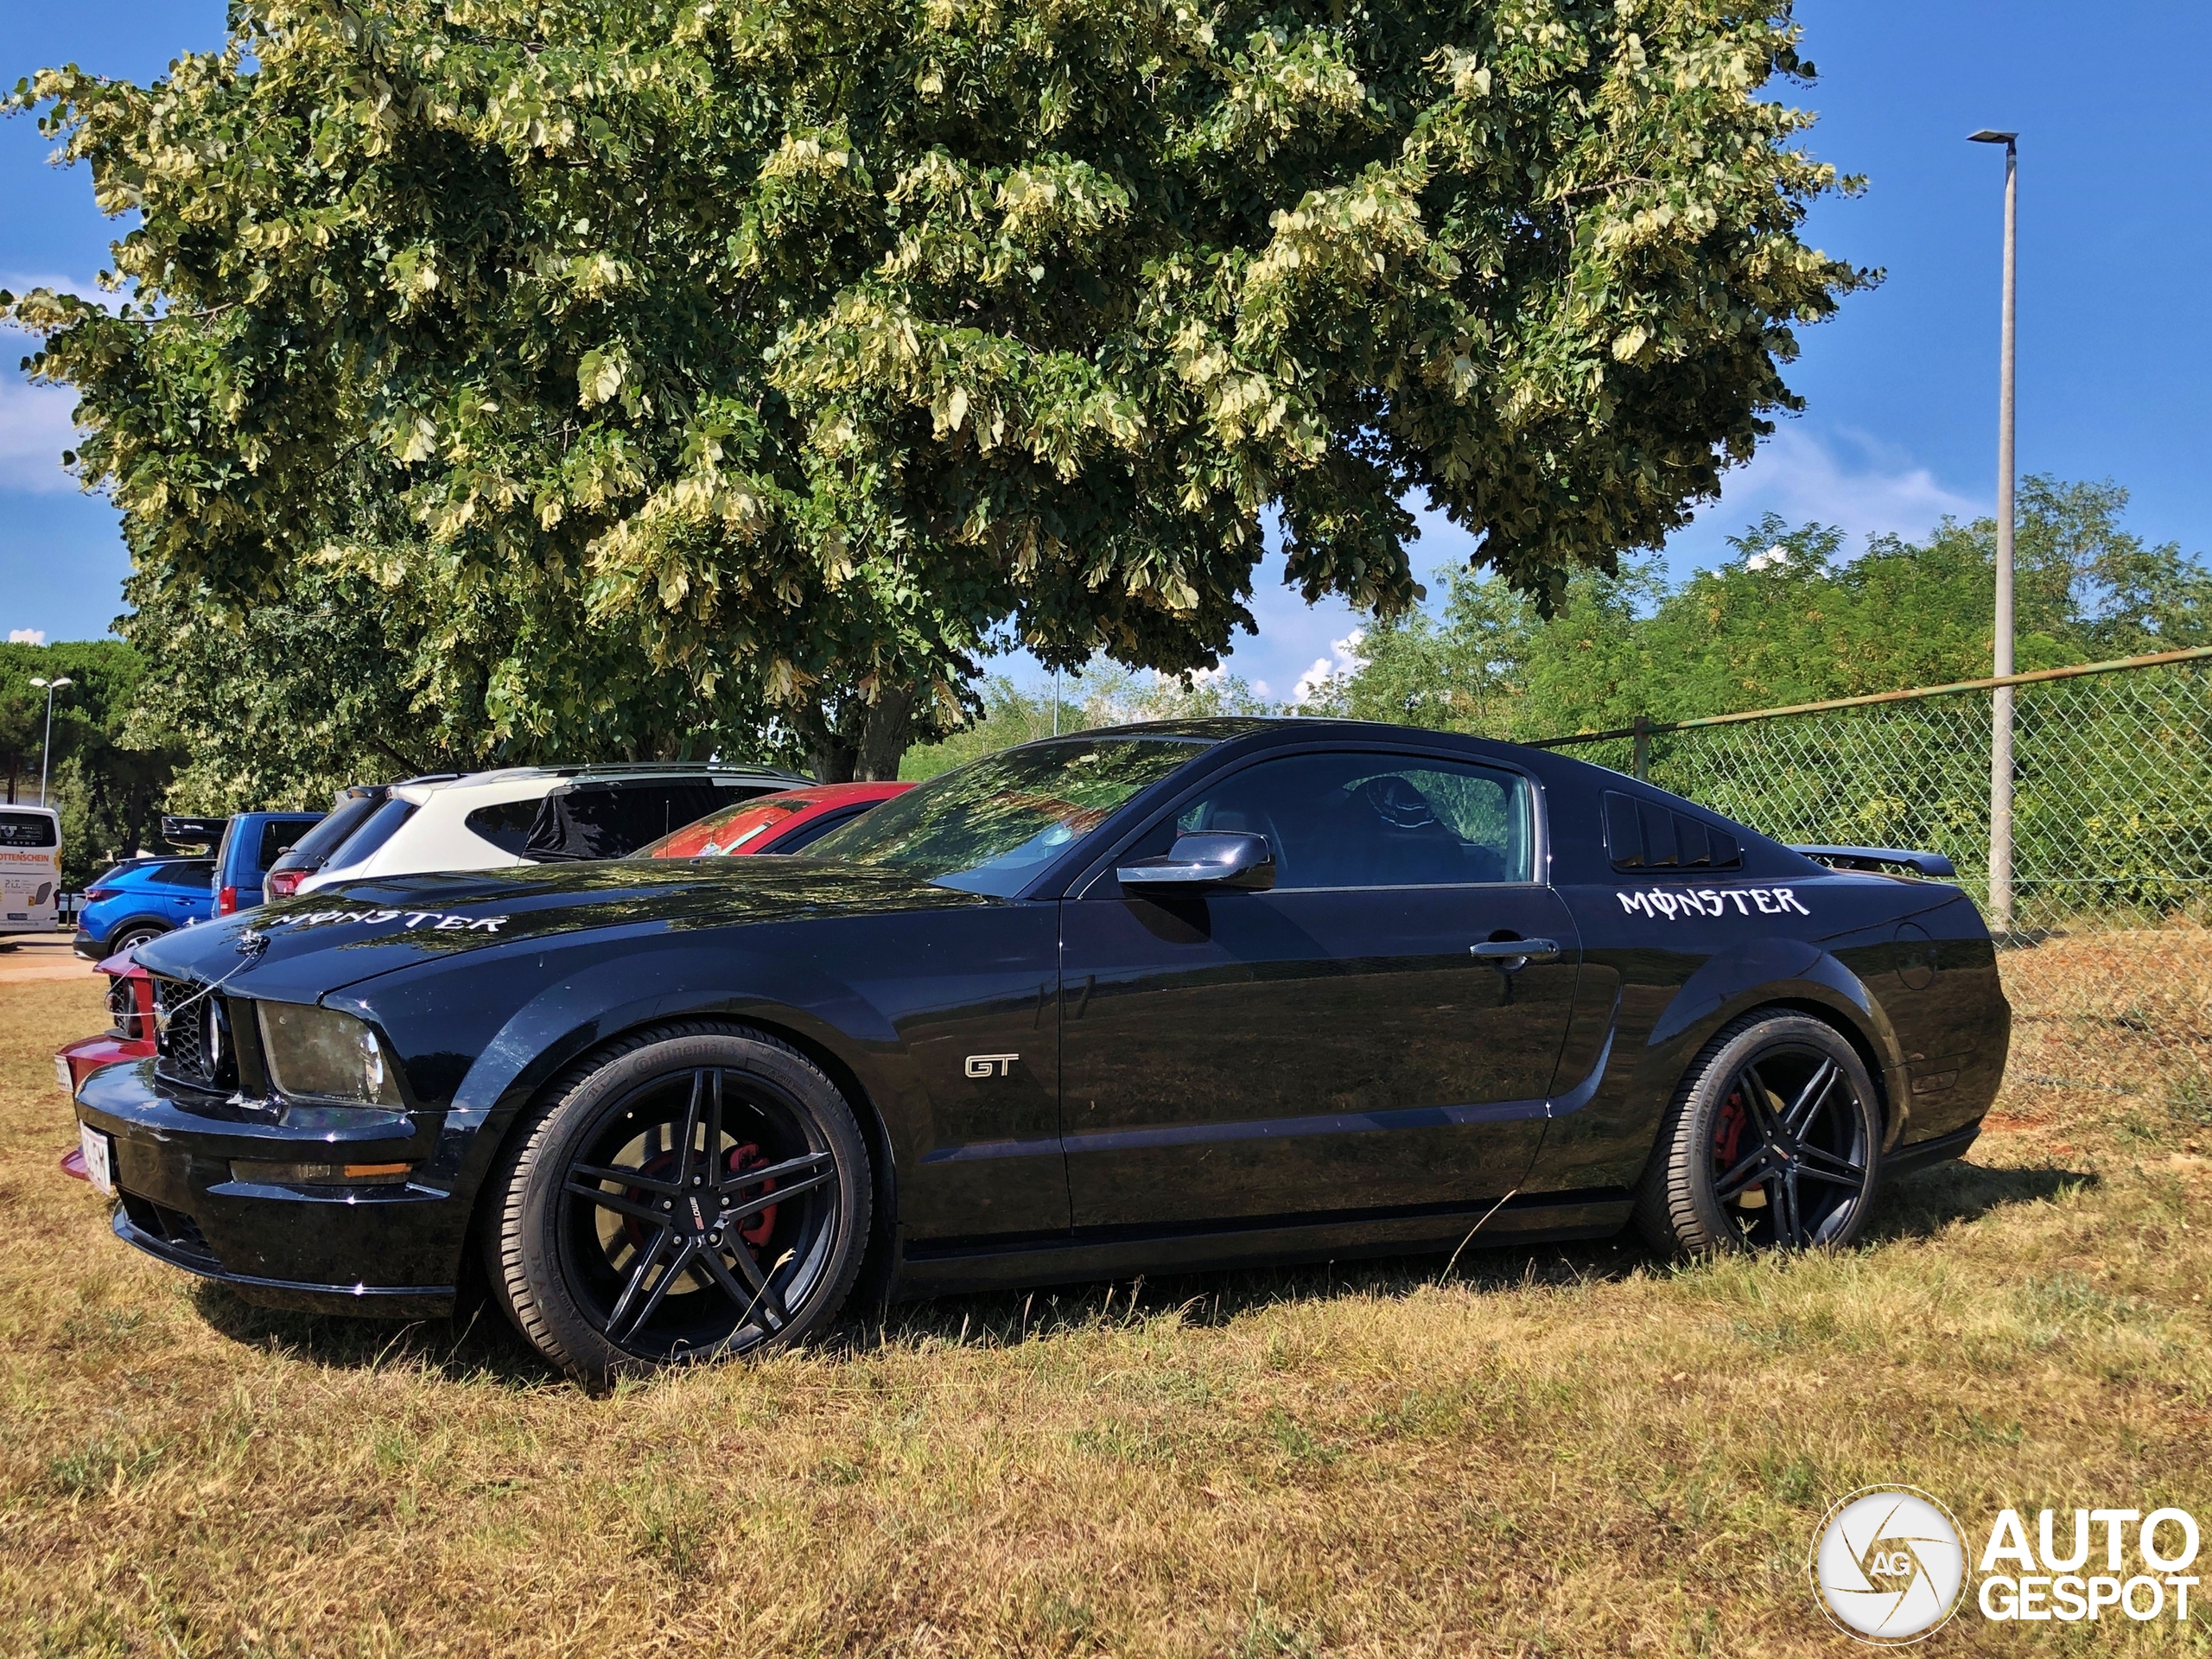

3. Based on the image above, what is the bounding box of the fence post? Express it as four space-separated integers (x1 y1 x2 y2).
1631 715 1651 782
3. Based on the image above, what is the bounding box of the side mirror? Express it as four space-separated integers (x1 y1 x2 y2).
1116 831 1276 893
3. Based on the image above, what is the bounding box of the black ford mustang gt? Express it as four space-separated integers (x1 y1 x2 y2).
79 721 2009 1379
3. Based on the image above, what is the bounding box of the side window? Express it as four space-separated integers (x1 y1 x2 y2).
257 817 315 869
1157 752 1534 889
149 861 214 889
465 799 542 857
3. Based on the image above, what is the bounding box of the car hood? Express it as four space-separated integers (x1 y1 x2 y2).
130 857 999 1001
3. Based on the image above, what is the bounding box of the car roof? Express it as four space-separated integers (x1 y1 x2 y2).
388 764 806 804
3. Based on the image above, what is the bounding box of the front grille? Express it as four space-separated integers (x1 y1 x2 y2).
150 977 235 1090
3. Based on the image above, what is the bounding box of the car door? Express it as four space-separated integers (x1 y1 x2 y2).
1058 747 1580 1230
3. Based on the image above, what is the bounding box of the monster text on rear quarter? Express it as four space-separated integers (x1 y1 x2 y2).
72 720 2010 1382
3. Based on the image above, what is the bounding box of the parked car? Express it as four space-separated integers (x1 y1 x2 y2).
293 764 808 893
57 953 156 1182
212 810 324 916
71 856 216 958
76 721 2011 1383
58 952 154 1097
0 804 62 938
640 782 912 859
264 785 410 899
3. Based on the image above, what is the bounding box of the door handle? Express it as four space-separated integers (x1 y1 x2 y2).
1471 938 1561 969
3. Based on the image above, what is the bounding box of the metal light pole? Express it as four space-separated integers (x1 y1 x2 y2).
27 676 73 806
1970 129 2018 937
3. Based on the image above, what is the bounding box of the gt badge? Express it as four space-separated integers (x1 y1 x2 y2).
965 1053 1018 1078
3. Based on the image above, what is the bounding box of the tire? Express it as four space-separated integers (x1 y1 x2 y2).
482 1023 873 1382
1635 1012 1882 1257
108 922 168 957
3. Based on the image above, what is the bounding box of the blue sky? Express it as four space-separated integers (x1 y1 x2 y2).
4 3 2209 702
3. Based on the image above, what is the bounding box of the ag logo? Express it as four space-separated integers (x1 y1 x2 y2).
1811 1486 1968 1643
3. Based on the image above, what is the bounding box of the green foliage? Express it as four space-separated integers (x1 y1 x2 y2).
901 664 1270 779
1315 476 2212 739
0 640 181 885
7 0 1866 779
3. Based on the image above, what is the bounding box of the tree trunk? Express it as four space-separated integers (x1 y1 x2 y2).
792 684 919 785
855 684 917 783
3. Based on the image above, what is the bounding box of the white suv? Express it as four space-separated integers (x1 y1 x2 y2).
295 764 806 894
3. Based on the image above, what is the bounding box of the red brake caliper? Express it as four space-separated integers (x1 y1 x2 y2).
1713 1090 1747 1172
725 1142 779 1248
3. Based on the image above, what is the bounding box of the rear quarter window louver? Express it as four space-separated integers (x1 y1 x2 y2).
1604 791 1741 873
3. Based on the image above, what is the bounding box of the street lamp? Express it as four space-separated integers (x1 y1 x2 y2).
1969 127 2018 937
27 676 73 806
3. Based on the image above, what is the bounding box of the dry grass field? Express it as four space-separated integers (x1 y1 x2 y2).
3 932 2210 1656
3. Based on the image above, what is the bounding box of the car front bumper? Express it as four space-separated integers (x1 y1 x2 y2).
73 1059 463 1317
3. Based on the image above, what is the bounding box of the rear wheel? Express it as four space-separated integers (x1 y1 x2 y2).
108 922 167 957
483 1025 871 1382
1636 1013 1881 1256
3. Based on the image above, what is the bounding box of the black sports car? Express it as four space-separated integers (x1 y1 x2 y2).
79 721 2009 1379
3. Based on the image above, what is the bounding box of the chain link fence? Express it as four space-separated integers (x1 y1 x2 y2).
1534 650 2212 1123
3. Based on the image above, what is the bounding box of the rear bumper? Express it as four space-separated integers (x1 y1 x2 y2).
73 1059 461 1316
72 929 108 960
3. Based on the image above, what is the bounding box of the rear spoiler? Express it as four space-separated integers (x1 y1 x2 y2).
1790 844 1957 880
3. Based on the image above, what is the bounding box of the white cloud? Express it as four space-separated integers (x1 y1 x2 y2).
9 629 46 645
1670 424 1981 569
1291 627 1367 705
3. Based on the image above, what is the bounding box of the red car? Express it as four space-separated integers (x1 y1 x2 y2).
57 953 156 1180
639 780 911 859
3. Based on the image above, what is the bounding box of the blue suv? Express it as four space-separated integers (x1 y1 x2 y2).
211 810 322 917
73 857 218 959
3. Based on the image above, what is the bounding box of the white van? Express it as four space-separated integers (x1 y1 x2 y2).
0 804 62 938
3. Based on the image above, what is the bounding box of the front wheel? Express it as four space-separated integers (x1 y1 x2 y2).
483 1024 872 1382
1635 1013 1881 1256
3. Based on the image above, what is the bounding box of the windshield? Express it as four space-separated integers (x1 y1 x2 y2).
280 792 384 868
640 794 810 859
805 737 1209 895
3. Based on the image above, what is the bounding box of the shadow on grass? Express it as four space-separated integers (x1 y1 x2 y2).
1862 1157 2097 1245
187 1281 557 1389
175 1160 2098 1382
861 1231 1660 1354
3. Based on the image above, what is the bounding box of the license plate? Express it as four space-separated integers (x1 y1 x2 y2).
54 1053 73 1096
79 1123 114 1196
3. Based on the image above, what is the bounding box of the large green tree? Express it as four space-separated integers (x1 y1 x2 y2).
0 640 181 883
1314 475 2212 737
9 0 1866 779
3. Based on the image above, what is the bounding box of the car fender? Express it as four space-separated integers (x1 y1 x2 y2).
323 934 922 1212
1635 936 1911 1148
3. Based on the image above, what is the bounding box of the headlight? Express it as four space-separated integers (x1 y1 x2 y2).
255 1002 401 1105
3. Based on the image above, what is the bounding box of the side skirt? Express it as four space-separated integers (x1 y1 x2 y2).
891 1192 1633 1300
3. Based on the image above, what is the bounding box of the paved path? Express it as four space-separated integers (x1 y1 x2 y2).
0 937 99 984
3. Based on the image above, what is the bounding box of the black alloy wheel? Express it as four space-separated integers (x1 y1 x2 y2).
484 1025 871 1381
1636 1013 1882 1256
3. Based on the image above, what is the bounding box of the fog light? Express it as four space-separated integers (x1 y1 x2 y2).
231 1160 415 1187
